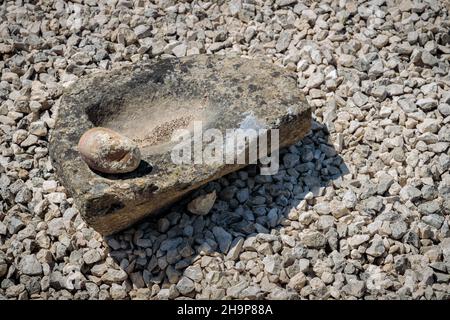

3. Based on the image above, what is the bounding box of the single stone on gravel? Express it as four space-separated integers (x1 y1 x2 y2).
276 31 291 52
372 34 389 48
42 180 57 193
0 262 7 278
353 92 368 107
421 51 439 66
29 121 48 136
176 276 195 295
263 255 283 275
110 283 127 299
212 226 232 253
307 73 324 89
227 281 248 298
348 234 370 247
172 43 187 58
438 104 450 116
283 153 299 168
287 272 307 292
19 255 42 276
342 279 366 298
342 190 357 209
387 84 403 96
46 218 65 237
417 119 440 134
314 203 331 215
226 237 244 261
83 249 102 265
101 269 128 283
366 236 386 257
422 214 444 229
418 202 441 215
187 191 216 216
0 222 7 236
134 25 152 39
416 98 437 111
338 54 355 67
184 265 203 282
400 185 422 202
300 231 326 249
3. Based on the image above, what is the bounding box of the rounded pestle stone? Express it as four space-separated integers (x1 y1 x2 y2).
78 127 141 174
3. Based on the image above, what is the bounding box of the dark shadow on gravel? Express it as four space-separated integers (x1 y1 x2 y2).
105 120 349 295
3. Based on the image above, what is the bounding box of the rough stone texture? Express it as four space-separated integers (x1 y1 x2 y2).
50 55 312 235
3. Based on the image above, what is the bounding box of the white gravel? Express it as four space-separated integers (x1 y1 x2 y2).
0 0 450 300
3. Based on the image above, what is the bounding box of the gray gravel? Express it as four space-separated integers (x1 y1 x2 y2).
0 0 450 300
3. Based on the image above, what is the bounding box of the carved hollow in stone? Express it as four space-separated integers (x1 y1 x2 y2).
50 55 312 235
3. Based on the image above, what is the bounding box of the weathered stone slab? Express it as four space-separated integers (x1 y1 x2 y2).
50 55 311 235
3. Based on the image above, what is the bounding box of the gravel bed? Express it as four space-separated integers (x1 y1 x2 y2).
0 0 449 300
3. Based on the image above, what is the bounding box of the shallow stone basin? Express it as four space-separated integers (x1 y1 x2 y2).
50 55 311 235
